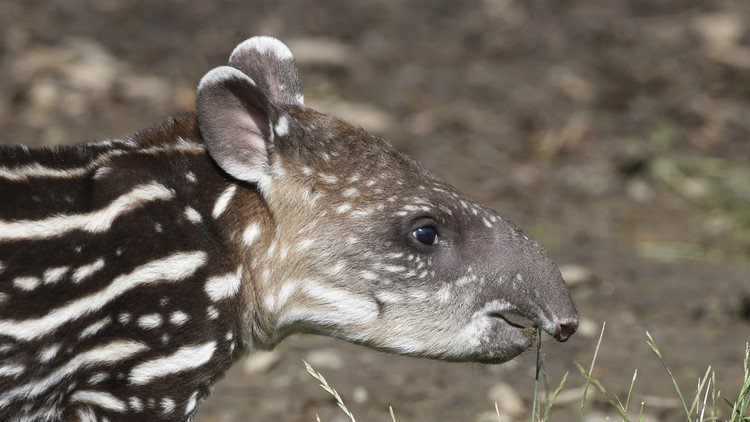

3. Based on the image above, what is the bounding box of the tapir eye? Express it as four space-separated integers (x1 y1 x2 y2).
412 226 438 245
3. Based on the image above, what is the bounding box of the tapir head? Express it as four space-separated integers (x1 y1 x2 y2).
196 37 578 364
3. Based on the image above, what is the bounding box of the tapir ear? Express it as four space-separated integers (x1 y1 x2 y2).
196 66 275 186
228 36 304 106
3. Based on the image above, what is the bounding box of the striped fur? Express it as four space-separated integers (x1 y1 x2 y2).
0 36 579 421
0 116 246 420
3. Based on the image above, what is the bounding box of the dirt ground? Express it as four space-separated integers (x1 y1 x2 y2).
2 1 750 421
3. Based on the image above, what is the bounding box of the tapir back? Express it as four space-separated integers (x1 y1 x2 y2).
0 116 245 421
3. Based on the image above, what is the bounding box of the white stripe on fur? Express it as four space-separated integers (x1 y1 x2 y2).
0 251 207 340
0 182 174 241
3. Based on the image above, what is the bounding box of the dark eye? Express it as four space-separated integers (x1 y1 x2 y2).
412 226 438 245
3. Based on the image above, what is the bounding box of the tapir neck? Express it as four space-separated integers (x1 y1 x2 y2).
0 114 266 420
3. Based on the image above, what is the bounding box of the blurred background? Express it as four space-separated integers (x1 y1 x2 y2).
1 1 749 420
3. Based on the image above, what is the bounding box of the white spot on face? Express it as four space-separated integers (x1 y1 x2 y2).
169 311 188 326
154 223 163 233
269 279 299 311
204 267 242 302
274 115 290 137
409 290 429 301
43 266 69 284
185 172 197 183
184 206 202 223
281 281 379 327
351 209 371 218
212 185 237 219
382 265 406 273
13 276 40 291
342 187 359 198
267 241 277 259
327 262 346 276
436 284 452 303
336 203 352 214
375 291 403 303
242 223 261 246
319 173 338 184
297 238 315 251
137 314 162 329
360 271 377 281
207 306 219 320
72 258 105 283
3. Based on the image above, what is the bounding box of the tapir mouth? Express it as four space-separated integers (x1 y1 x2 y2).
488 311 536 331
485 308 577 343
484 308 558 341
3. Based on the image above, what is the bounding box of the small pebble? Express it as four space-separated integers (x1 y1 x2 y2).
486 382 524 417
559 264 597 288
242 351 280 374
304 348 343 370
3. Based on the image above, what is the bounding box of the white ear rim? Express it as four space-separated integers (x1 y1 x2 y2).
197 66 257 93
229 36 294 63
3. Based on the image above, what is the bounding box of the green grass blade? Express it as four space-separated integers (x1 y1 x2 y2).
689 366 713 417
645 331 691 419
575 362 629 421
304 360 357 422
638 402 645 422
577 321 606 421
736 344 750 420
625 369 638 413
541 372 569 421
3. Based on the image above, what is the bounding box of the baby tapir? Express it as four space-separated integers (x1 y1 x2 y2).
0 37 578 421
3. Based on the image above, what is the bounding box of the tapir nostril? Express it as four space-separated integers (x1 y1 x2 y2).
554 320 578 342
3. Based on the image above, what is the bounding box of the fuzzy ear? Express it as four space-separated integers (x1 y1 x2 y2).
228 36 304 106
196 66 276 187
